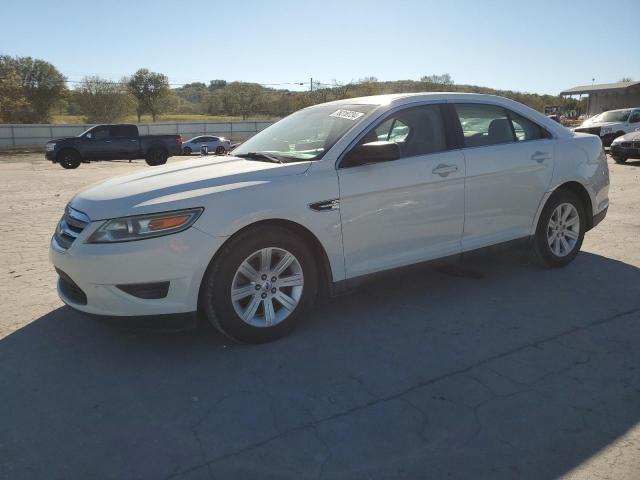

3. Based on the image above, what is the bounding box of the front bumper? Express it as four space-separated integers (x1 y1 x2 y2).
45 150 56 161
50 224 225 317
610 143 640 159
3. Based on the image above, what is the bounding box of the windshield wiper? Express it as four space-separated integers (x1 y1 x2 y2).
235 152 284 164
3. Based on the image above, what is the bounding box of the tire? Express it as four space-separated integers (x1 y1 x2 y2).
613 155 627 164
531 189 586 268
57 149 81 169
183 147 192 155
145 147 168 166
199 225 318 343
215 146 226 155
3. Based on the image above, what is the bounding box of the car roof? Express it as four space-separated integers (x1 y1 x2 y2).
315 92 573 139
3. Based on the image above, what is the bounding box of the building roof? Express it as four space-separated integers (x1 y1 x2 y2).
560 81 640 96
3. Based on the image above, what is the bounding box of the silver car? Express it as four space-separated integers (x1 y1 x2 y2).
182 135 231 155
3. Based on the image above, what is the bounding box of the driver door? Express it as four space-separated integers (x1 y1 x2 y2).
337 104 465 278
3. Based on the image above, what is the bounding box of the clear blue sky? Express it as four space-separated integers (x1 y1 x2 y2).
2 0 639 95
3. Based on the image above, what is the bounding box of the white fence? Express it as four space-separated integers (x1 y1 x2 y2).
0 121 274 148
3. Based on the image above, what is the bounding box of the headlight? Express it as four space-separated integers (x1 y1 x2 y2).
600 127 613 135
86 208 203 243
45 143 56 151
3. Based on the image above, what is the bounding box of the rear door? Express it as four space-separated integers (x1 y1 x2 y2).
109 125 139 158
451 103 555 251
338 103 465 278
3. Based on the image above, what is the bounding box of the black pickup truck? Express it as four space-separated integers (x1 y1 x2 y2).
45 124 183 169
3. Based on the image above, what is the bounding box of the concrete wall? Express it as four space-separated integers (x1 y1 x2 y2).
587 87 640 115
0 121 274 148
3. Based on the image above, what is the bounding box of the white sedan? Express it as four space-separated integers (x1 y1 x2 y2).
50 93 609 343
182 135 230 155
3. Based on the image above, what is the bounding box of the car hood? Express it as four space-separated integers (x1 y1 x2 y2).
614 130 640 142
70 156 311 221
580 120 621 128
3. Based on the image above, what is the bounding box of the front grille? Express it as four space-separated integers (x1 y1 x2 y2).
575 126 601 136
621 142 632 148
53 206 90 250
56 268 87 305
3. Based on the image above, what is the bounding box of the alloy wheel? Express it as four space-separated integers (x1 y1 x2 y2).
230 247 304 327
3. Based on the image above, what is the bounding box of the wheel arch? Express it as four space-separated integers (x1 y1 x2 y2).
533 180 595 234
198 218 335 307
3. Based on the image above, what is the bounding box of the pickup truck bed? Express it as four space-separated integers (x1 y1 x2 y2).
45 124 182 169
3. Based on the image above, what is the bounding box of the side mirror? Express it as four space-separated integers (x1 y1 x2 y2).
343 141 400 167
84 133 93 139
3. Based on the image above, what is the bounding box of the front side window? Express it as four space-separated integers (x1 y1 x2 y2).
455 104 515 147
629 111 640 123
92 126 110 140
233 104 376 161
356 104 447 159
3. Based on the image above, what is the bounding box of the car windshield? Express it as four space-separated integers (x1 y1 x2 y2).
233 104 376 161
593 110 631 122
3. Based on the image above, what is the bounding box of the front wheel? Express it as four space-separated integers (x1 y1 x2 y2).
215 146 226 155
183 146 192 155
145 147 168 166
199 226 318 343
57 150 81 169
612 155 627 164
531 190 586 268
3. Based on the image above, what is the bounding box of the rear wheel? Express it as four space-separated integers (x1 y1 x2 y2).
532 189 586 268
57 150 81 169
145 147 168 166
199 226 318 343
215 146 226 155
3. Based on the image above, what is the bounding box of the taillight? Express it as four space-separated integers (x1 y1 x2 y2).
176 137 183 145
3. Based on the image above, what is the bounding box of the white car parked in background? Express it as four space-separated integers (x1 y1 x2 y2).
574 107 640 146
50 93 609 343
182 135 230 155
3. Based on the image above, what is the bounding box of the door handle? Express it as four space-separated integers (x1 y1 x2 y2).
432 164 458 177
531 151 550 163
130 139 138 142
104 140 112 143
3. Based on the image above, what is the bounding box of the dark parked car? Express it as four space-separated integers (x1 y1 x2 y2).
45 124 183 169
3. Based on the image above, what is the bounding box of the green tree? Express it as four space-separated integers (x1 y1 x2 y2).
224 82 265 119
76 76 134 123
0 56 28 122
127 68 170 122
1 55 66 122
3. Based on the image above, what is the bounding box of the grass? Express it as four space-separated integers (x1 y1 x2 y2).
50 114 278 124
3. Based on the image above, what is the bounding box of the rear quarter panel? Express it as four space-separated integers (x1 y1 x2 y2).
551 133 609 215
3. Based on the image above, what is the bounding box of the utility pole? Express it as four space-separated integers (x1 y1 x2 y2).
310 77 313 92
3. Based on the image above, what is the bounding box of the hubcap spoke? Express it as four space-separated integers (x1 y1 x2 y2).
260 248 272 272
274 291 297 312
242 295 261 322
278 274 303 287
565 229 578 240
263 299 276 325
565 216 579 227
238 261 260 282
272 253 294 276
231 284 256 301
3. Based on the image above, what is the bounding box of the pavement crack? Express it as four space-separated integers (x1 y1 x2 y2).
166 306 640 479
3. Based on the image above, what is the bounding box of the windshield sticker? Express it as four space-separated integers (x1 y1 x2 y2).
330 109 365 121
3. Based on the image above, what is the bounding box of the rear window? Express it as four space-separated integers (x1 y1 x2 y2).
110 125 137 137
455 104 515 147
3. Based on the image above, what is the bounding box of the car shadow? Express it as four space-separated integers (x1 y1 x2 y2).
2 250 640 479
